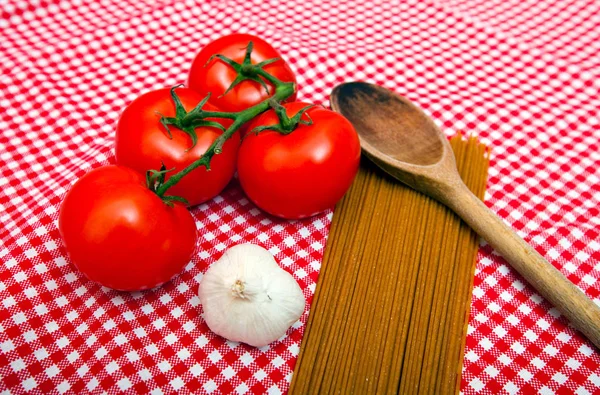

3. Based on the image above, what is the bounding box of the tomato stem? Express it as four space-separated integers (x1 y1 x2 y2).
154 80 295 198
157 87 234 151
250 101 314 136
205 41 282 97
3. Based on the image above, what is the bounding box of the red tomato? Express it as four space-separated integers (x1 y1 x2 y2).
188 34 297 112
58 165 197 291
238 102 361 219
116 88 239 206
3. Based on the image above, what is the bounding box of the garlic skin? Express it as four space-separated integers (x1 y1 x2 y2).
198 243 306 348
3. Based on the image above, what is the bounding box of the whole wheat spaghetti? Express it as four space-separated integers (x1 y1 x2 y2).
290 135 490 394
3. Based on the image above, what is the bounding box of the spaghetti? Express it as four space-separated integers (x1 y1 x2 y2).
290 135 490 394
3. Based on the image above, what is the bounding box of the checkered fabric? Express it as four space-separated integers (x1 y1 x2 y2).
1 0 599 393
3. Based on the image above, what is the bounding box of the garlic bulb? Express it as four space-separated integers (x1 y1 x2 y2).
198 243 306 348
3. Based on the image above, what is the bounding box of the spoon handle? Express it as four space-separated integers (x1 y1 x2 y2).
446 182 600 350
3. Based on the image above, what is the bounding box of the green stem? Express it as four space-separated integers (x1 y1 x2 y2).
255 68 283 86
155 81 295 197
271 99 294 131
182 110 238 126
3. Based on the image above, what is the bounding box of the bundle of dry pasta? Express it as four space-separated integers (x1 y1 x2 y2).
290 135 489 394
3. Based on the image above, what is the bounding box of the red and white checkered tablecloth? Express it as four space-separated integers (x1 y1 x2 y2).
1 0 599 393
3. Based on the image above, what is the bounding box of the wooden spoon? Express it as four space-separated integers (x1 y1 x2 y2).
331 81 600 350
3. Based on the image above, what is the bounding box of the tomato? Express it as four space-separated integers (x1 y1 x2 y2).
116 88 239 206
238 102 361 219
188 34 297 112
58 165 197 291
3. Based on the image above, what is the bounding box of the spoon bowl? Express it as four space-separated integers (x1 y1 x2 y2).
332 82 445 166
331 81 600 350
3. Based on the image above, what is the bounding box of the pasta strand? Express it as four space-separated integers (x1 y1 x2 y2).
290 136 489 395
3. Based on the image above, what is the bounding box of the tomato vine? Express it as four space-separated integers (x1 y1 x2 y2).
152 42 296 199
